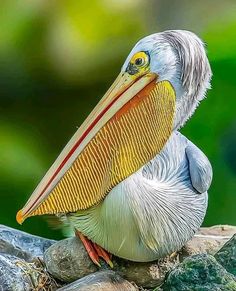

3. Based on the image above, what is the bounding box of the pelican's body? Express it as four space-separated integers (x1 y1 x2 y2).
66 131 211 261
17 30 213 264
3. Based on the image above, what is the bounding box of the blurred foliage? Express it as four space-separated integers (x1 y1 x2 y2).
0 0 235 239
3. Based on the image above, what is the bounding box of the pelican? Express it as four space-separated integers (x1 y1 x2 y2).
17 30 213 266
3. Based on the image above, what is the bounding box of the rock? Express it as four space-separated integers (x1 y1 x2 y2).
0 253 58 291
44 237 98 282
182 225 236 257
0 253 32 291
162 254 236 291
44 226 236 288
198 225 236 237
215 234 236 276
44 235 177 288
57 270 138 291
113 256 177 288
1 224 235 290
0 225 56 261
181 234 228 257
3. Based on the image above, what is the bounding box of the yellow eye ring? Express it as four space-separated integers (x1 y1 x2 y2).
130 51 149 67
134 57 145 66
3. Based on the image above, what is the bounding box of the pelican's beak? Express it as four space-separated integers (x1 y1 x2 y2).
17 71 166 223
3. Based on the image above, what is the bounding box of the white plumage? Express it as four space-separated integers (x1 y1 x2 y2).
66 131 212 261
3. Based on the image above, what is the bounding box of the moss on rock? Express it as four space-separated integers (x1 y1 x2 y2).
162 254 236 291
215 234 236 276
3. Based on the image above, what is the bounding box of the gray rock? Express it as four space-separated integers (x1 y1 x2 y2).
44 229 236 288
44 236 175 288
0 253 32 291
0 225 56 261
44 237 97 282
0 253 58 291
57 270 138 291
1 224 235 290
113 256 169 288
215 234 236 276
162 254 236 291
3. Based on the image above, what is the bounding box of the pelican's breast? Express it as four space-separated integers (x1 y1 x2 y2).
69 132 208 261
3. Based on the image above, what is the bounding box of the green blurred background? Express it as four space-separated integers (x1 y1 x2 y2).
0 0 236 239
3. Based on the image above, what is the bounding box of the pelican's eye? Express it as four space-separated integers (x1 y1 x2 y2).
126 51 150 75
135 57 145 66
131 51 149 68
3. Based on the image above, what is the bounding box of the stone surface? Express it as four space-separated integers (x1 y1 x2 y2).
0 225 235 290
44 235 174 288
198 225 236 237
215 234 236 276
57 270 138 291
44 225 236 288
113 255 177 288
182 225 235 257
162 254 236 291
0 253 33 291
44 237 98 282
0 253 58 291
0 225 56 262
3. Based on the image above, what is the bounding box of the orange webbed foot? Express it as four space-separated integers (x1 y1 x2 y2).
75 229 113 268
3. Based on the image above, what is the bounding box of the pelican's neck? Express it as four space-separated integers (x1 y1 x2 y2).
173 91 205 130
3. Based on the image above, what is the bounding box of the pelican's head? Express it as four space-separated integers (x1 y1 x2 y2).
16 30 212 223
122 30 212 129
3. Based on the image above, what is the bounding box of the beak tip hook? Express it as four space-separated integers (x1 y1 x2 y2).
16 210 25 225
